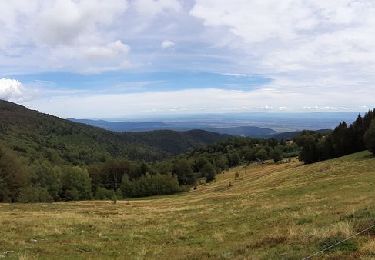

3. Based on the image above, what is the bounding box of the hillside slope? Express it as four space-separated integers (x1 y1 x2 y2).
0 100 226 164
0 152 374 258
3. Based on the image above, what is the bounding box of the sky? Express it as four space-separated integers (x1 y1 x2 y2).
0 0 375 118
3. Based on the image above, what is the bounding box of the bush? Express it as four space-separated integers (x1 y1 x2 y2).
200 162 216 182
173 159 195 185
17 187 53 203
255 148 268 161
227 152 240 167
121 173 180 198
271 147 283 162
94 187 116 200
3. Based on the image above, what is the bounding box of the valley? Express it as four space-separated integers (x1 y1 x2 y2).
1 152 374 259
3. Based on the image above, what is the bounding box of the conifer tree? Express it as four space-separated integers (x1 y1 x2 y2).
364 120 375 155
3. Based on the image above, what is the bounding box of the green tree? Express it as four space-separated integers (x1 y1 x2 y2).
17 187 53 203
30 162 62 201
255 148 268 161
0 145 27 202
194 157 210 172
271 147 283 162
200 162 216 182
121 173 180 198
173 159 195 185
364 120 375 155
120 174 132 197
227 152 240 167
295 132 322 164
243 147 256 163
94 187 115 200
214 155 228 172
60 166 92 201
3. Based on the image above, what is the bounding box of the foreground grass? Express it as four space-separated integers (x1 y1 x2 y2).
1 152 375 259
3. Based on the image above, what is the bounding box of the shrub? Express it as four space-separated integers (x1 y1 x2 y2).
255 148 268 161
17 187 53 203
271 147 283 163
121 173 180 198
94 187 115 200
200 162 216 182
173 159 195 185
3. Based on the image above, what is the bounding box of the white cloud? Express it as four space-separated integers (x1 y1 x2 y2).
34 0 128 46
189 0 375 109
23 85 375 118
161 40 175 49
1 0 375 114
0 78 24 101
84 41 130 61
133 0 181 17
0 0 130 73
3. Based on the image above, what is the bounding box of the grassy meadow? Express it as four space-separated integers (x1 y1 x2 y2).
1 152 375 259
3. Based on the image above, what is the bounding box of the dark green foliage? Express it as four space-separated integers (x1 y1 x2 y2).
364 120 375 155
121 173 180 197
296 109 375 163
30 162 62 201
17 187 53 203
0 100 226 166
255 148 268 161
0 100 301 202
89 160 133 192
0 145 27 202
243 147 256 163
173 159 195 185
227 152 240 167
200 162 216 182
94 187 116 200
214 155 229 172
295 131 322 164
172 136 298 185
60 167 92 201
123 129 226 155
271 147 283 162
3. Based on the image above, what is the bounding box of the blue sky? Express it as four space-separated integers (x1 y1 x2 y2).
0 0 374 118
8 71 271 93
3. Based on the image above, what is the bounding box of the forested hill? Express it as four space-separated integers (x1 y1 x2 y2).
0 100 227 165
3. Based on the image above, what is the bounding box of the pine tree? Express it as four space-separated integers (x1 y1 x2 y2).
364 120 375 155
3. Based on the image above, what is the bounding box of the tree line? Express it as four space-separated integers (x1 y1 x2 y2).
296 109 375 164
4 109 375 203
0 136 298 202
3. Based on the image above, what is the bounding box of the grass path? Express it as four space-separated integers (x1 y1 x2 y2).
1 152 375 259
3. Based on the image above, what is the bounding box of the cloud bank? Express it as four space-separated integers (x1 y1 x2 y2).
1 0 375 115
0 0 129 73
190 0 375 97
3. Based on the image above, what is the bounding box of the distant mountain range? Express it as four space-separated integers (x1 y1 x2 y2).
69 118 335 141
69 118 278 137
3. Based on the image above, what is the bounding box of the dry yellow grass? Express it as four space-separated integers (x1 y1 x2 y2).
0 152 375 259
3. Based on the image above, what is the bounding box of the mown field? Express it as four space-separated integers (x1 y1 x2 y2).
1 152 375 259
